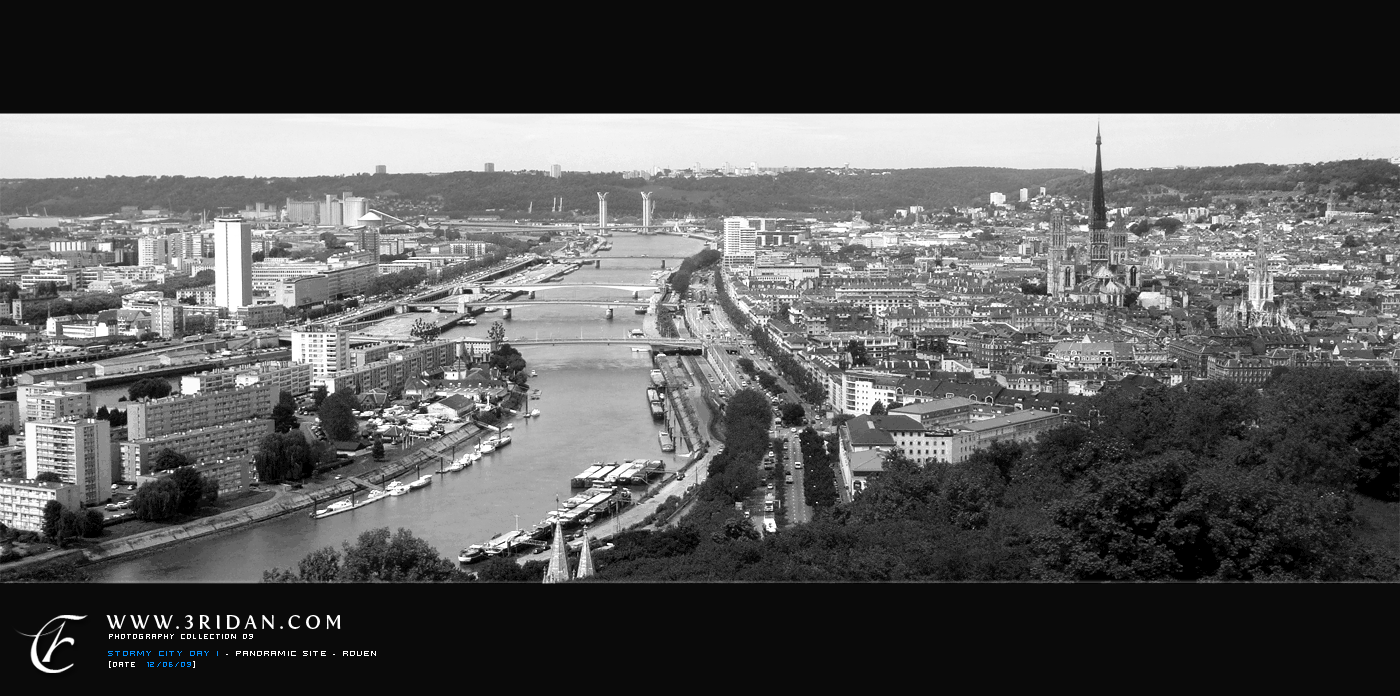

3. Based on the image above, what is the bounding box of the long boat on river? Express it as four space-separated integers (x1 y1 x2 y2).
310 489 387 519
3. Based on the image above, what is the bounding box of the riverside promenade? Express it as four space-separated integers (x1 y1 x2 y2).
78 415 501 567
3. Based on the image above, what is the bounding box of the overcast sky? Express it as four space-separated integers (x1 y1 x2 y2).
2 114 1396 179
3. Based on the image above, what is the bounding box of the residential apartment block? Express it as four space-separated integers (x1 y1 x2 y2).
0 477 81 532
291 325 350 378
25 418 111 506
122 419 271 480
126 383 278 441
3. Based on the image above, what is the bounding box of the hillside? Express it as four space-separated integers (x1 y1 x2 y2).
1047 159 1400 207
0 167 1083 221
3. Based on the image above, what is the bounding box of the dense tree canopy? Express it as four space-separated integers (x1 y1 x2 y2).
128 378 173 401
318 391 359 442
262 527 463 583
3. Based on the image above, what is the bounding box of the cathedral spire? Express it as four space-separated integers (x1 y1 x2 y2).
1091 124 1108 229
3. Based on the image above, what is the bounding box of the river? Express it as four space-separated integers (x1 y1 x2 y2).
87 232 705 581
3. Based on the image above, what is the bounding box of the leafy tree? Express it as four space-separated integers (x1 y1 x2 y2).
319 391 358 441
780 402 805 427
310 384 328 408
870 401 886 416
82 509 104 538
410 318 441 343
256 431 320 482
42 500 63 540
170 467 206 515
35 471 63 484
372 434 385 461
151 448 192 472
131 478 181 521
336 527 461 582
272 391 299 433
844 339 869 367
487 320 506 345
128 378 173 401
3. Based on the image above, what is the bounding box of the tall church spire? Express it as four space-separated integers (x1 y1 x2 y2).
1091 123 1108 229
1088 125 1110 266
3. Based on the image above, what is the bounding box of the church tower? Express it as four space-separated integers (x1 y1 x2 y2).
1048 208 1069 298
1087 125 1111 267
1247 226 1275 324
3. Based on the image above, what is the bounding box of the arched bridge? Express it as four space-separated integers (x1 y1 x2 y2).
504 337 703 348
460 283 660 294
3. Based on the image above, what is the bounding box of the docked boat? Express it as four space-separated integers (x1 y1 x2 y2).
479 440 496 454
365 489 388 502
458 545 488 564
494 434 512 447
409 475 433 489
634 307 648 315
530 409 541 417
659 430 675 452
465 318 477 326
387 482 409 496
445 458 465 473
503 423 515 430
650 369 666 389
649 401 665 421
468 449 482 463
483 530 526 556
531 370 538 377
531 389 541 397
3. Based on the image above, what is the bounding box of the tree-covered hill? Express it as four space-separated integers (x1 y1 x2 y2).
1047 159 1400 207
572 368 1398 582
0 167 1083 220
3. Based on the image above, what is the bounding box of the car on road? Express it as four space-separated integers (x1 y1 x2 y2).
767 482 774 489
785 475 794 484
794 461 802 469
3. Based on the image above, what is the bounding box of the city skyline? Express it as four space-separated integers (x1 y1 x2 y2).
2 114 1398 180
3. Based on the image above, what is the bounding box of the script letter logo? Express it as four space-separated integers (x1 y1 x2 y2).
20 615 87 674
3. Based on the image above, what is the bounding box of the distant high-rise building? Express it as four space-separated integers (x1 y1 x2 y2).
291 325 350 378
484 163 494 173
990 192 1007 206
138 235 169 267
213 217 252 310
375 165 387 175
722 217 758 267
551 164 561 178
1019 188 1029 202
1039 187 1047 197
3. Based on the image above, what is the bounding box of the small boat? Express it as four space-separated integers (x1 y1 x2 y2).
445 459 465 472
531 389 541 397
659 430 675 453
408 475 432 489
365 489 388 502
503 423 515 430
494 434 512 447
468 449 482 463
387 483 408 496
479 440 496 454
458 545 487 564
530 409 541 417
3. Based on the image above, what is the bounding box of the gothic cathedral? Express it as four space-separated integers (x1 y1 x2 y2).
1048 127 1140 306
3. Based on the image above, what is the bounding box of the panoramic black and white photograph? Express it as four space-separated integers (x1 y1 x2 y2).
0 113 1396 586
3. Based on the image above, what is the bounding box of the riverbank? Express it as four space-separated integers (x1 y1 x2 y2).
70 412 513 572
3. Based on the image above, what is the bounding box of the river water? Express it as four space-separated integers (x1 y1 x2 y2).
88 233 704 582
